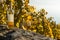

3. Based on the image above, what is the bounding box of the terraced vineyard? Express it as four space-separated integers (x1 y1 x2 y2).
0 0 60 40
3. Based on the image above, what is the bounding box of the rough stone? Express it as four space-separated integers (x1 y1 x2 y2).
3 29 55 40
0 25 56 40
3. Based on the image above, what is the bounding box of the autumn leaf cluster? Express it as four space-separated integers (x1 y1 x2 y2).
0 0 60 39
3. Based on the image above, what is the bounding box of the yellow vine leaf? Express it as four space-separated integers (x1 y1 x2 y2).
22 25 27 30
27 15 32 20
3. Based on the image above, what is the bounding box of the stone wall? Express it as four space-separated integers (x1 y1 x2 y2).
0 28 56 40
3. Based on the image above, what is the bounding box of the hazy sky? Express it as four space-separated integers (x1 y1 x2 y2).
29 0 60 23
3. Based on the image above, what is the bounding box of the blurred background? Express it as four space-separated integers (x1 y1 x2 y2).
29 0 60 24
